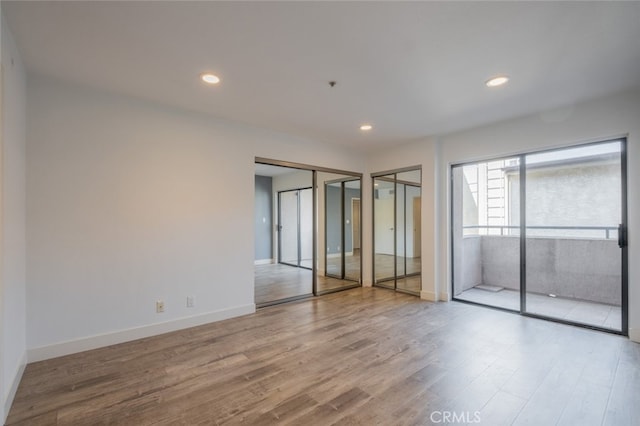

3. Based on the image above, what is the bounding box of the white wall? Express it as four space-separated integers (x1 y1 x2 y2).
1 11 27 422
26 75 365 361
438 90 640 341
366 138 438 297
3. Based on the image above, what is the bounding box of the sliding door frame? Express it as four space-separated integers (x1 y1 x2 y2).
450 138 628 335
255 157 362 304
324 177 361 283
372 165 422 296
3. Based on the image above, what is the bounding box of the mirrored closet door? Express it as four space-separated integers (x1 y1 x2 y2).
372 167 422 295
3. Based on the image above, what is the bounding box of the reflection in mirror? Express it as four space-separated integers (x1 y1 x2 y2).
373 169 421 295
374 175 396 288
319 172 361 294
254 163 313 306
396 169 421 294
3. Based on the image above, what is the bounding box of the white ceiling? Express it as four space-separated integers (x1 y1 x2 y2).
4 1 640 151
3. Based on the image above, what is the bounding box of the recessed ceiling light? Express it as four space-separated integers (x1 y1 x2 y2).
201 73 220 85
360 124 373 131
485 75 509 87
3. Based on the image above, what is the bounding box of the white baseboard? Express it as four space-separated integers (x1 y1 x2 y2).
28 304 255 363
254 258 273 265
420 290 437 302
439 291 451 302
629 327 640 343
4 352 27 422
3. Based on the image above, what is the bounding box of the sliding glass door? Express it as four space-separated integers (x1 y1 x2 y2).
524 141 625 330
451 139 627 334
452 158 521 311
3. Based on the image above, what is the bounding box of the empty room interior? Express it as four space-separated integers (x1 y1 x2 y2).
1 1 640 425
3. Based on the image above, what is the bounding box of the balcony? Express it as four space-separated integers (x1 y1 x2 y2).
454 226 622 331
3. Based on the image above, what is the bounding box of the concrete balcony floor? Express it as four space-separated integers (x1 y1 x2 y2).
456 287 621 331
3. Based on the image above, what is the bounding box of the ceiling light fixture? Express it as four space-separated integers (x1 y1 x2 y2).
360 124 373 131
485 75 509 88
201 73 221 85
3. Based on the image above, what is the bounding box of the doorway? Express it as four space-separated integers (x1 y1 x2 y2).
451 139 628 334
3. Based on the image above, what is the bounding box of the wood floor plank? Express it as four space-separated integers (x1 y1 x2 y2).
6 287 638 425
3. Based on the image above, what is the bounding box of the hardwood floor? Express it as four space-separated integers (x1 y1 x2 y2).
254 264 313 305
254 264 360 306
7 288 640 425
456 287 622 331
374 254 422 294
374 254 421 280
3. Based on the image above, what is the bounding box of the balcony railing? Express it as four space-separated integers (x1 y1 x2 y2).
463 225 618 239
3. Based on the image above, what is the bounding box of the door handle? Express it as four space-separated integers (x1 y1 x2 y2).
618 224 626 248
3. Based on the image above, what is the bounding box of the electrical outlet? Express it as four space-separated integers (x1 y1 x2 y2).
186 296 195 308
156 300 165 313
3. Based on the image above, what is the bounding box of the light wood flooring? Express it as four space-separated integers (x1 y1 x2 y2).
7 288 639 425
374 254 422 294
375 276 422 294
254 264 359 306
456 287 622 331
374 254 421 281
326 252 361 282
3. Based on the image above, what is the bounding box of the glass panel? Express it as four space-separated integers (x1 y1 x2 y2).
344 179 361 282
279 190 299 266
374 175 395 287
396 169 422 294
395 182 406 279
318 173 361 293
255 164 312 306
299 188 313 269
525 141 622 331
405 185 422 276
452 158 521 310
325 182 343 278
